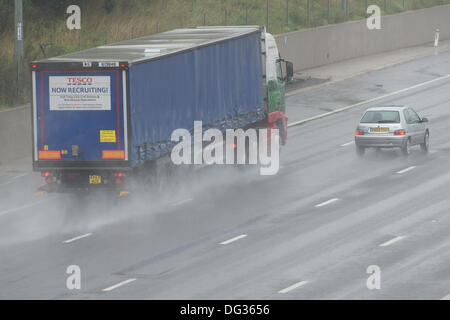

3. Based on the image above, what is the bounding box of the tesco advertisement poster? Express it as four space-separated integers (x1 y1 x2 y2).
49 76 111 111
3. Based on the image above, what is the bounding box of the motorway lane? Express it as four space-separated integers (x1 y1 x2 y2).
0 53 450 299
286 49 450 122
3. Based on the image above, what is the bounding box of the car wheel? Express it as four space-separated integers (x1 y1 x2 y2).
356 145 365 157
401 138 411 156
420 131 430 153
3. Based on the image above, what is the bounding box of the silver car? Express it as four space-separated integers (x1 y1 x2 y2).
355 106 429 156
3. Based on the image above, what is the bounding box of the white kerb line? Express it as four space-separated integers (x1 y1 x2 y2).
0 173 29 187
0 199 50 217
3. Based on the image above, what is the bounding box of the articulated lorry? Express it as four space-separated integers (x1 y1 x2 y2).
30 26 293 193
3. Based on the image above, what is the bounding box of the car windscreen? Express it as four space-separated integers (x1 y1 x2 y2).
360 110 400 124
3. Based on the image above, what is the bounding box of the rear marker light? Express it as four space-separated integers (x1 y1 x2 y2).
102 150 125 159
39 151 61 159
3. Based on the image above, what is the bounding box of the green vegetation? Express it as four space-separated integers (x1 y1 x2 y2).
1 0 450 108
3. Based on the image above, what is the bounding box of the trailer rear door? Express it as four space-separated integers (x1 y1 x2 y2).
32 69 128 166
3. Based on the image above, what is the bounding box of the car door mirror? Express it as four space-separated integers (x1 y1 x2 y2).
421 117 429 123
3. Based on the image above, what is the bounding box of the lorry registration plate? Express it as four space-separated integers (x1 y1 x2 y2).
89 175 102 184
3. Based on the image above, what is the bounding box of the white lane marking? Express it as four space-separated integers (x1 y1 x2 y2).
287 74 450 128
63 233 92 244
171 198 193 206
278 281 308 294
341 141 355 147
0 180 16 187
397 166 416 174
0 173 29 187
220 234 247 245
379 236 405 247
102 278 137 292
13 173 28 179
315 198 340 208
0 199 50 217
440 294 450 300
0 104 29 113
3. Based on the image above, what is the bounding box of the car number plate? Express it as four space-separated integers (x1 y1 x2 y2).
89 175 102 184
369 127 389 133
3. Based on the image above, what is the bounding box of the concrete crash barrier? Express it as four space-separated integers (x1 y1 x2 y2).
0 105 31 167
275 4 450 71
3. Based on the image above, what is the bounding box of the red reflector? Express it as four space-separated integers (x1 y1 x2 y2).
39 151 61 159
394 130 406 136
115 178 122 184
102 150 125 159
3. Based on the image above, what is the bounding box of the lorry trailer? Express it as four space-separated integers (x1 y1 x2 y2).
30 26 293 193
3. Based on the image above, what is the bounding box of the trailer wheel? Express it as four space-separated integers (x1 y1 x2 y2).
276 119 286 146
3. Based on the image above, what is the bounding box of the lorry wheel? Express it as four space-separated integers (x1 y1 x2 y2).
276 120 285 146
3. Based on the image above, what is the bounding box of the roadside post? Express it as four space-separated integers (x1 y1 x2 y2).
14 0 23 101
434 29 440 47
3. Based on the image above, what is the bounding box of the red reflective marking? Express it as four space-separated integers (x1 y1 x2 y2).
102 150 125 159
41 72 44 146
116 71 121 150
38 151 61 159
